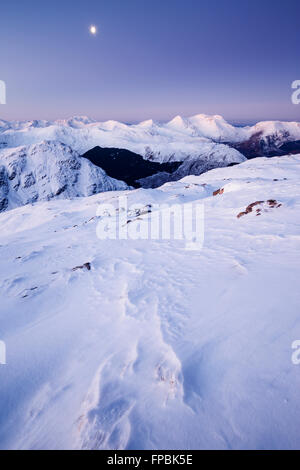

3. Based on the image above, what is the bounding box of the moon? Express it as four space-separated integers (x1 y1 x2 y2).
89 25 97 35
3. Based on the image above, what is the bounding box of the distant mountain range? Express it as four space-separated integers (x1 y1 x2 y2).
0 113 299 211
1 113 300 158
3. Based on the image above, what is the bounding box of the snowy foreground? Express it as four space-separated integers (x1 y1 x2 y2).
0 155 300 450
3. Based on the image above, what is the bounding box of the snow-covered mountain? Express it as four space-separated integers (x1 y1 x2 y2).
0 154 300 449
0 141 129 212
0 114 245 163
1 114 299 160
137 141 246 188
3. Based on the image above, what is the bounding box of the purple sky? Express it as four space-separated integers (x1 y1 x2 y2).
1 0 300 123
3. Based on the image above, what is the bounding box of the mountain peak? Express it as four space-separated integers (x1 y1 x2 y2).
167 115 189 129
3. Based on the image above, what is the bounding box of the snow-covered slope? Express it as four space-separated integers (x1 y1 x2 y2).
0 141 129 212
0 154 300 450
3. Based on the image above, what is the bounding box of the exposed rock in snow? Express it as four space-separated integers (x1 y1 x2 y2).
0 141 129 212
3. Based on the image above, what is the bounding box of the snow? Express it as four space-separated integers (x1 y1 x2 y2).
0 141 129 212
0 154 300 450
253 120 300 141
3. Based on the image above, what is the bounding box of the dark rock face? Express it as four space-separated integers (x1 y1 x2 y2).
23 173 36 188
0 166 9 211
229 132 300 159
278 140 300 155
81 147 181 187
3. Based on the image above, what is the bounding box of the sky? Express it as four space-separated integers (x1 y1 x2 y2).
0 0 300 123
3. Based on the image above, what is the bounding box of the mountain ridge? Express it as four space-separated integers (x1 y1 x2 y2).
1 114 299 160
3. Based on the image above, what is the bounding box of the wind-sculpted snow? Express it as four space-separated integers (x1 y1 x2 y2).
0 154 300 449
0 141 129 212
